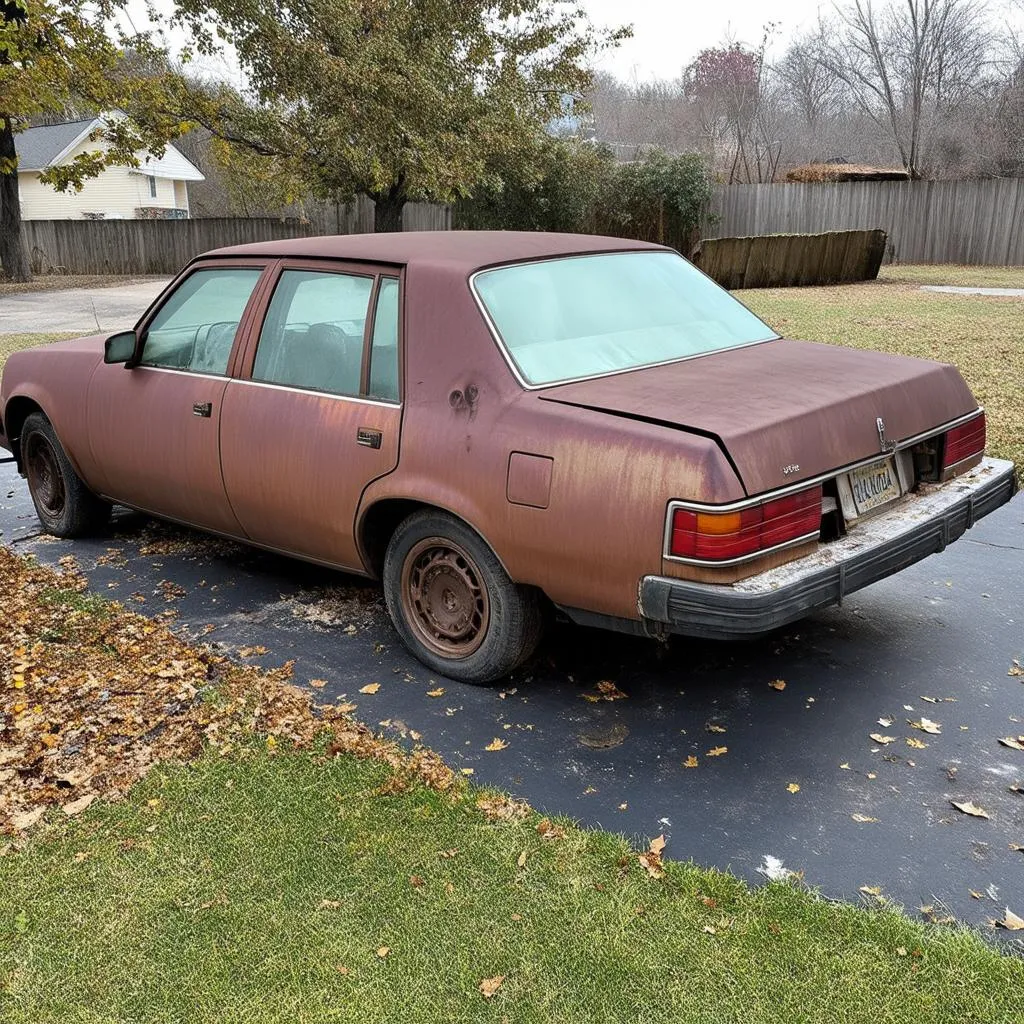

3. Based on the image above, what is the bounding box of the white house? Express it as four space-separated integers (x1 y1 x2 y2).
17 115 205 221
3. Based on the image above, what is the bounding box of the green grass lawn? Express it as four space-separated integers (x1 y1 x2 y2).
740 278 1024 472
2 549 1023 1023
879 264 1024 288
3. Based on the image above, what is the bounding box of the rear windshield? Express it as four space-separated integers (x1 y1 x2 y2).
473 250 778 386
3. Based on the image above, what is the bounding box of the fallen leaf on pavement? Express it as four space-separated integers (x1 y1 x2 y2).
859 885 883 897
910 718 941 734
786 783 800 793
998 736 1024 751
583 680 627 702
994 908 1024 931
359 683 380 695
426 687 445 698
1009 844 1024 853
484 738 508 752
951 800 990 819
683 755 698 768
707 746 727 757
706 723 727 734
335 702 357 714
1009 660 1023 677
906 737 928 749
852 813 879 823
769 679 786 691
62 794 96 817
877 717 894 728
870 733 896 745
839 762 851 770
970 890 985 899
479 975 504 999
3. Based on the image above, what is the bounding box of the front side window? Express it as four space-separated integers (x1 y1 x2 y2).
141 268 263 374
253 270 373 396
473 251 778 387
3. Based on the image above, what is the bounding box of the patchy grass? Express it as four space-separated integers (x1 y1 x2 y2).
879 264 1024 289
742 279 1024 473
0 332 79 373
0 274 163 298
2 552 1024 1022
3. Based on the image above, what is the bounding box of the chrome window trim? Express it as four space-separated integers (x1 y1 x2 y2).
467 252 779 392
229 377 401 409
135 366 230 381
661 407 985 564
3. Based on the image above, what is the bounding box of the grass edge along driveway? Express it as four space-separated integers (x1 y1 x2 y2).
1 548 1022 1024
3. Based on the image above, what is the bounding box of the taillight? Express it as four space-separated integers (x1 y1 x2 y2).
669 485 822 562
942 413 986 472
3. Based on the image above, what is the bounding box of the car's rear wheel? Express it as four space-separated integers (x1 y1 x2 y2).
383 510 543 684
21 412 111 538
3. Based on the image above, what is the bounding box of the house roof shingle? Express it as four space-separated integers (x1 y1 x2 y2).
16 118 99 172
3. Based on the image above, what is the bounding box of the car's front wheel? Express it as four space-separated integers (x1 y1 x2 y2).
21 412 111 538
383 510 543 684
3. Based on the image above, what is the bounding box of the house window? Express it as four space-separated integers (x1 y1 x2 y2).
148 176 157 199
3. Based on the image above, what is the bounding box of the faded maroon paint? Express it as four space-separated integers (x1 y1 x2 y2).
540 339 980 495
0 231 994 628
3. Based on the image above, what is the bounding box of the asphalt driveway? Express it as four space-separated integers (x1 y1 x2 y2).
1 461 1022 935
0 279 171 334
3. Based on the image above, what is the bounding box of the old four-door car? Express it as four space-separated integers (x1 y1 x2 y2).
0 232 1016 682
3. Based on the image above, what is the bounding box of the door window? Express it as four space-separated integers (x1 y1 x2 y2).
253 270 373 396
368 277 400 401
141 268 263 374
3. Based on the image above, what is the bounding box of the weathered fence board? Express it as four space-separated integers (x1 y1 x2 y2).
20 201 451 276
693 230 886 289
705 179 1024 266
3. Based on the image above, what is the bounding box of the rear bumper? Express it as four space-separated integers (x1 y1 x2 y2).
639 457 1017 640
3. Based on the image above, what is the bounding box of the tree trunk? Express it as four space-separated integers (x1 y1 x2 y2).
0 116 31 282
372 186 405 232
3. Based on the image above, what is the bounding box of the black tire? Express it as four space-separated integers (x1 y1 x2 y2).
383 509 543 684
21 412 111 538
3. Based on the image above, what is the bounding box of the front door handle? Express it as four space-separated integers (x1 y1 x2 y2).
193 402 213 418
356 427 383 449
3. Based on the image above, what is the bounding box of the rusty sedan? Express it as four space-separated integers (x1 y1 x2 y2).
0 232 1016 682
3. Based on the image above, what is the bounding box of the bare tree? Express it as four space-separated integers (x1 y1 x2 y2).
815 0 992 177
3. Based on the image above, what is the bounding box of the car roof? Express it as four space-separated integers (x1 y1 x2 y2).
203 230 669 272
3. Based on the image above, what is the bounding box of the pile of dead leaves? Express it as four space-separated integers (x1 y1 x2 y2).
0 548 453 835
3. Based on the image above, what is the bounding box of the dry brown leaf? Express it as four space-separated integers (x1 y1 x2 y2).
910 718 941 735
11 806 46 831
335 702 358 714
998 736 1024 751
859 885 883 897
906 737 928 749
460 767 474 776
649 834 666 856
951 800 990 819
769 679 786 691
969 889 985 899
319 899 342 909
1008 660 1023 678
62 793 96 817
852 813 879 823
516 851 527 869
359 683 380 695
702 924 717 934
479 975 505 999
409 875 425 888
582 680 627 702
995 908 1024 931
425 687 445 698
707 746 728 757
839 762 851 770
787 783 801 794
683 755 699 768
870 733 897 745
877 717 894 727
484 738 508 752
376 946 390 958
536 818 565 840
639 834 667 879
476 794 528 822
706 723 727 734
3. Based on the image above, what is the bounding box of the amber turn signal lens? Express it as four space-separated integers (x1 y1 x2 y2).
695 511 742 535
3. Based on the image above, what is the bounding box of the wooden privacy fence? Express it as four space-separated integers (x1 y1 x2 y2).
20 202 452 276
705 178 1024 266
693 230 887 289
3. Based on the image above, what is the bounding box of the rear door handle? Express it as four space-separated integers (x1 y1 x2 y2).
356 427 383 449
193 402 213 418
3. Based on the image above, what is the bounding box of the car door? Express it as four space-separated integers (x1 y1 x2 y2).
218 261 403 571
87 259 273 535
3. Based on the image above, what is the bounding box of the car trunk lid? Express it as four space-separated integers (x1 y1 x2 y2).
537 338 978 495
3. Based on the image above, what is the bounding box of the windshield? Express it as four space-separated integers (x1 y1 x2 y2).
473 250 778 386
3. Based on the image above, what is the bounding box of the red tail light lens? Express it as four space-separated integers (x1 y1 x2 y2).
670 485 822 562
942 414 986 472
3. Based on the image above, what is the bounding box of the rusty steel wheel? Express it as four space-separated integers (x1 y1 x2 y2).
383 510 543 684
25 431 66 519
400 537 491 658
19 412 111 538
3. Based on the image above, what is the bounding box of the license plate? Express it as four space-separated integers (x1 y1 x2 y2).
848 458 901 515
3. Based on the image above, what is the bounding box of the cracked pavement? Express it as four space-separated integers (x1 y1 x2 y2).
2 461 1023 939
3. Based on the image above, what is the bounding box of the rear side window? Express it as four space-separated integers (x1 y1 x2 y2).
253 270 373 396
141 268 262 374
367 277 400 401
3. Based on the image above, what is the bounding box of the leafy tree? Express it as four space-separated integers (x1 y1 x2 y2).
171 0 629 232
0 0 182 280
